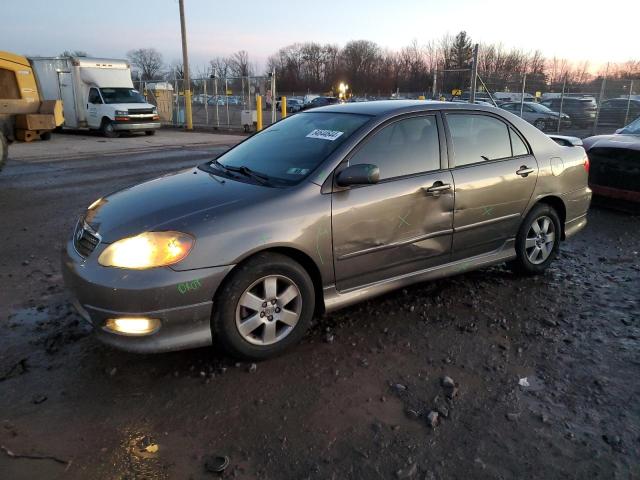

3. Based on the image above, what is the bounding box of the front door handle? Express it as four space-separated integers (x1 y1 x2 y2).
516 166 535 177
423 181 452 195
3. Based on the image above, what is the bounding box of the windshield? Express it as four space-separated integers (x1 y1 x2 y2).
530 103 554 113
212 112 371 185
100 88 146 104
620 117 640 134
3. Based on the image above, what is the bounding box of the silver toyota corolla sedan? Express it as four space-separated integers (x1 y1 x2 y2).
62 101 591 359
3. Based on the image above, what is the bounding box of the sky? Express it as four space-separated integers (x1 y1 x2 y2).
3 0 637 74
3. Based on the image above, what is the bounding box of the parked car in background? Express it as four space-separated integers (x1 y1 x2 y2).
286 98 304 112
597 98 640 126
62 101 590 359
500 102 570 130
192 94 212 105
302 96 340 110
582 117 640 203
276 97 304 113
541 97 597 128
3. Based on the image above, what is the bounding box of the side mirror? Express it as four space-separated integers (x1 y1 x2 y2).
336 164 380 187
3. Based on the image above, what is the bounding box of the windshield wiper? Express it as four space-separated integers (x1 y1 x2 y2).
223 164 272 186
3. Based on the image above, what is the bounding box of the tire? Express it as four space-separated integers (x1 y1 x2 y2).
145 130 156 136
40 131 52 141
533 118 546 131
213 252 315 360
0 131 7 172
509 203 561 275
100 119 118 138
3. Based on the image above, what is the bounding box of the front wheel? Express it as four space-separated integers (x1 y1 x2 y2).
212 252 315 360
100 119 118 138
533 118 547 131
508 204 561 275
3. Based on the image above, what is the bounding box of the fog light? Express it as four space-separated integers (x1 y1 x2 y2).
104 317 160 336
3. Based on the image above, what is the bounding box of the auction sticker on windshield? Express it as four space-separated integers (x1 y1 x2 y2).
306 129 344 141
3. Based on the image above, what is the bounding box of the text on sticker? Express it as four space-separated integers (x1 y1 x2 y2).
306 129 344 141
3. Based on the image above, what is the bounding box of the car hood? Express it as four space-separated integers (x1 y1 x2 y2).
84 167 272 242
582 134 640 152
108 102 156 110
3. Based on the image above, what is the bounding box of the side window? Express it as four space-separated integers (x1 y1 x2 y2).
510 127 529 156
350 116 440 180
447 114 512 167
88 88 102 104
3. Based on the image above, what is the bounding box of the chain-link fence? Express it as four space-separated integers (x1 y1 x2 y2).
135 72 638 138
136 76 285 131
461 72 638 137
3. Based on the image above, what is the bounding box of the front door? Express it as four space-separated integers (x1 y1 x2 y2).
332 114 454 291
444 112 539 259
86 87 102 128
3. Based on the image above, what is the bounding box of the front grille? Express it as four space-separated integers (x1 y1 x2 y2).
128 108 154 114
74 221 100 257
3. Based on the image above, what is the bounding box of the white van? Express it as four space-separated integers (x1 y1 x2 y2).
29 56 160 137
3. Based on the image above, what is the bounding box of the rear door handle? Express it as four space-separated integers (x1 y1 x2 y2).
423 181 451 195
516 166 535 177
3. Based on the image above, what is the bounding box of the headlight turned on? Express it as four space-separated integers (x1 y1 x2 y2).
98 232 194 269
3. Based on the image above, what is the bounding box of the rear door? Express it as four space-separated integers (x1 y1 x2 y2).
56 71 78 128
444 112 538 259
332 114 454 291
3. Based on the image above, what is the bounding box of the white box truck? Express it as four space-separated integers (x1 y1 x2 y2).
29 56 160 137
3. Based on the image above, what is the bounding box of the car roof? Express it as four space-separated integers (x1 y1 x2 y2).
311 100 500 116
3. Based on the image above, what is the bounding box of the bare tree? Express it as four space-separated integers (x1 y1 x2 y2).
209 56 232 78
127 48 163 80
229 50 252 77
59 50 89 57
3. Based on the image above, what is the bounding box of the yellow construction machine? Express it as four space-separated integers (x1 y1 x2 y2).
0 51 64 170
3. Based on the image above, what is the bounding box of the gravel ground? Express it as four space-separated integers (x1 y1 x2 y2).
0 141 638 479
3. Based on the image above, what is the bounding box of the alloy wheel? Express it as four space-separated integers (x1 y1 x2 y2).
235 275 302 346
525 215 555 265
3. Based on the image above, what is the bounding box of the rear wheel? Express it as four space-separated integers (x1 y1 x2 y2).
0 131 7 172
100 119 118 138
40 131 52 141
145 130 156 136
509 203 561 275
212 252 315 360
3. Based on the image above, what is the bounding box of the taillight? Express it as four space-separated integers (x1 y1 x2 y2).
583 156 590 173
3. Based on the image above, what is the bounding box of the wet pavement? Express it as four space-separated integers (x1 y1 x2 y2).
1 138 639 479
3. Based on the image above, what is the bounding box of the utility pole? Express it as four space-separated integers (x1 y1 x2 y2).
519 73 527 118
178 0 193 130
593 63 608 135
469 44 479 103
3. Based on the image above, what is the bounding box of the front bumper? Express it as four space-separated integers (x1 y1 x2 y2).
62 240 234 353
113 121 161 131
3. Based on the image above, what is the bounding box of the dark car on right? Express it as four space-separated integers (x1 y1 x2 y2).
541 97 598 128
597 98 640 126
582 117 640 204
302 96 340 110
